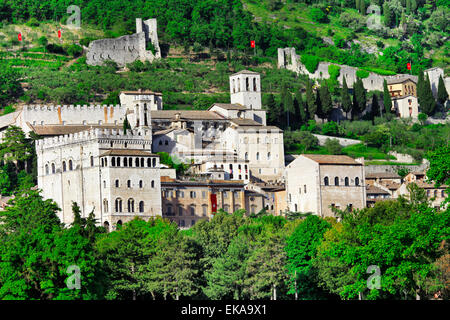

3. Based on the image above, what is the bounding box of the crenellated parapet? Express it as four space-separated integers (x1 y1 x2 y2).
36 128 152 150
24 104 126 112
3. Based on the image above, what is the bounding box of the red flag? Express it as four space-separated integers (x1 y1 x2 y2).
210 194 217 214
407 62 411 70
18 33 22 41
58 29 61 39
250 40 255 48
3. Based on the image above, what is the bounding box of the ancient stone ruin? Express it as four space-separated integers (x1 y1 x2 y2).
278 47 450 96
86 18 161 67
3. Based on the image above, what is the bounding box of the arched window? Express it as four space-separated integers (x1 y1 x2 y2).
355 177 360 186
90 156 94 167
51 163 55 174
324 177 329 186
180 220 185 227
190 205 195 216
45 164 49 175
102 159 106 168
115 179 119 188
335 177 339 186
128 198 135 212
117 220 123 227
103 221 110 232
245 152 248 161
63 161 67 172
103 199 108 213
115 198 122 212
246 77 249 91
345 177 349 186
253 78 257 91
147 158 151 167
127 180 131 188
111 157 116 167
151 180 155 188
117 157 121 166
178 206 183 216
140 158 144 167
434 190 437 197
223 204 230 213
139 201 144 213
152 158 156 167
103 180 106 188
123 158 128 167
101 158 104 167
442 190 445 197
135 158 139 167
232 79 235 93
202 205 208 216
139 180 143 188
128 157 132 167
256 152 260 160
267 152 271 160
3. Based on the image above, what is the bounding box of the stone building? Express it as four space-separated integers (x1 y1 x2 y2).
119 90 163 112
387 78 418 118
285 154 366 217
86 18 161 66
161 177 246 228
36 127 162 229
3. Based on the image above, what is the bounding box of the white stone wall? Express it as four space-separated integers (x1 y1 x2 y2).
119 93 163 111
36 128 161 227
230 74 262 109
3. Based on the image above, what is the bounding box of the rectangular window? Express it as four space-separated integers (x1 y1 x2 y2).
202 191 206 199
304 185 307 193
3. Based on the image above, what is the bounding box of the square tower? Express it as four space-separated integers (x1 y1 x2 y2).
230 70 262 110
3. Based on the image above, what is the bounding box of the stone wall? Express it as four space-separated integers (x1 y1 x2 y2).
365 162 429 174
87 18 161 66
278 47 450 96
312 134 360 147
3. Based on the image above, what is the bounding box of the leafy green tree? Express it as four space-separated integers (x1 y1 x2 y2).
204 235 250 300
384 1 394 27
0 126 33 171
341 78 352 119
426 146 450 200
148 230 200 300
244 233 287 300
285 215 332 299
324 138 343 155
0 189 103 299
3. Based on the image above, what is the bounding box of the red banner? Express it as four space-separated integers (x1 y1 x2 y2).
58 29 61 39
407 62 411 70
18 33 22 41
250 40 255 48
210 194 217 214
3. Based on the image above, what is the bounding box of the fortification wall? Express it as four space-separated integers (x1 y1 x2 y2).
278 47 449 95
312 134 360 147
86 18 160 66
36 127 152 150
21 104 126 127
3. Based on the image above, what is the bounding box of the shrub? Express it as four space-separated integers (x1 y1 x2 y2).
322 121 339 136
301 54 321 73
328 65 340 80
66 44 83 57
26 18 40 27
356 69 370 79
310 8 328 23
324 138 343 155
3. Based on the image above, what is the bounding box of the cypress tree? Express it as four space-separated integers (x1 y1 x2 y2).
353 78 367 119
360 0 366 15
356 0 360 12
383 79 392 115
384 1 393 27
123 116 131 134
341 77 352 119
315 90 322 122
266 93 282 127
406 0 411 14
284 91 294 129
319 82 332 123
371 93 380 121
293 91 306 129
420 74 436 115
306 80 316 120
437 75 449 106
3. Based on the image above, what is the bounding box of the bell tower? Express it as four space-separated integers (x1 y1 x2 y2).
229 70 261 110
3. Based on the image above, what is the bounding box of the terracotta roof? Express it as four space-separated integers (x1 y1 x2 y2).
151 110 225 121
414 182 448 189
100 149 158 157
380 182 401 190
391 94 417 100
366 172 401 179
27 123 120 136
386 76 417 85
120 90 162 96
366 185 391 195
302 154 361 165
231 70 260 76
230 118 263 126
210 103 248 110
